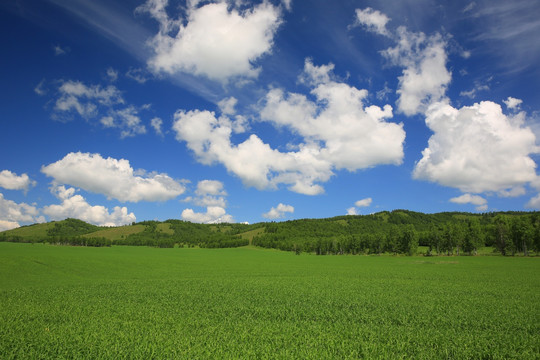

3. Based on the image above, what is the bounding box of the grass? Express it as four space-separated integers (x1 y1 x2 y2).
156 223 174 235
238 227 265 245
0 222 55 239
81 224 146 240
0 242 539 359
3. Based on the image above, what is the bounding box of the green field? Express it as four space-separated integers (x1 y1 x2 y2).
1 243 538 359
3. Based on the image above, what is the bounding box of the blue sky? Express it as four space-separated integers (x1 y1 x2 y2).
1 0 540 229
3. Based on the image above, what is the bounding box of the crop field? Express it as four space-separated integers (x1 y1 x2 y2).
1 243 539 359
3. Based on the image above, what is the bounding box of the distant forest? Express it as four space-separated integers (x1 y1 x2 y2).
2 210 540 256
253 211 540 256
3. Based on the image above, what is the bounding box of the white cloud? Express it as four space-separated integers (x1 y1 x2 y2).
43 185 136 226
104 106 147 138
0 220 20 231
0 193 44 228
414 101 538 193
173 60 405 195
450 194 488 212
181 206 233 224
196 180 227 196
526 194 540 209
55 80 124 116
107 67 118 82
151 117 164 136
261 59 405 172
476 204 488 212
184 179 229 208
376 82 392 101
51 80 147 138
173 109 329 195
262 203 294 219
34 79 47 96
41 152 185 202
381 26 451 116
459 83 489 99
503 96 523 110
218 97 238 116
281 0 292 11
450 193 487 206
498 187 526 198
355 198 372 207
139 0 282 82
347 197 372 215
126 68 149 84
0 170 36 192
352 7 391 36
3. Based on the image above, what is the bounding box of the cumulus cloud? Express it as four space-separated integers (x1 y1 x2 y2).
173 60 405 195
450 193 488 211
181 180 232 222
101 106 147 138
41 152 185 202
0 220 20 231
0 170 36 192
381 26 451 116
526 194 540 209
414 101 538 193
261 60 405 171
138 0 282 82
503 96 523 110
0 193 44 229
347 197 372 215
43 185 136 226
196 180 227 196
181 206 234 224
51 80 147 138
173 109 329 195
262 203 294 219
355 197 372 207
55 80 124 116
218 97 238 116
352 7 391 36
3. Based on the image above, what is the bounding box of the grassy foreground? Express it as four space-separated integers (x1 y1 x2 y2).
0 243 539 359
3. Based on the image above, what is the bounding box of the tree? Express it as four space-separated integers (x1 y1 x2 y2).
510 216 534 256
493 215 510 255
442 223 456 255
400 225 418 256
463 218 483 255
386 226 400 255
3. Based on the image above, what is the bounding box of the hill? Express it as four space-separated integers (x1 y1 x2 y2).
1 210 539 255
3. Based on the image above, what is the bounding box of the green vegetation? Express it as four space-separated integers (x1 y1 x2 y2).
81 224 146 240
254 210 540 256
2 210 540 255
0 243 538 358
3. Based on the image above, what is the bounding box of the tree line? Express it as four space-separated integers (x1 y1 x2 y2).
253 211 540 256
2 211 540 254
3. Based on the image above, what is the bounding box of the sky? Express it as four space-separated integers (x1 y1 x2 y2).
1 0 540 229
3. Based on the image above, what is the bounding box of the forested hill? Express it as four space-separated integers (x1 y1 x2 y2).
1 210 539 256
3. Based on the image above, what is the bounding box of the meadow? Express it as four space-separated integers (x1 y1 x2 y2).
0 242 538 359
